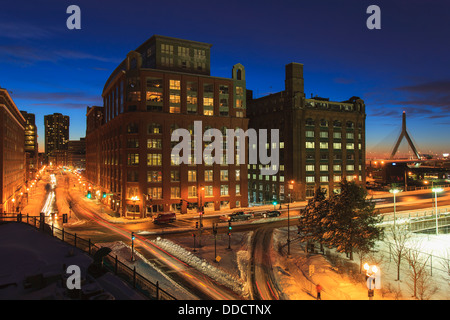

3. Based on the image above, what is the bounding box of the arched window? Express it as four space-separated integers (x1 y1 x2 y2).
333 120 342 128
346 121 354 129
306 118 315 126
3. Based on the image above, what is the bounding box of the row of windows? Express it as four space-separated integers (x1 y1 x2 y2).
305 119 362 129
305 142 362 150
305 175 362 183
306 164 362 171
127 122 246 136
127 169 241 183
306 131 362 139
126 153 244 166
128 184 240 200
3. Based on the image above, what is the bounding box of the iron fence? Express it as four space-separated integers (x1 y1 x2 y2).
0 214 176 300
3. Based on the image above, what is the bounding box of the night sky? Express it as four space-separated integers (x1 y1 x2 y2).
1 0 449 157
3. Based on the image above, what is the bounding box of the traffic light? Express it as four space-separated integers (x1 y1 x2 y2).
131 232 135 241
62 213 68 223
228 221 232 235
273 201 278 206
87 191 92 199
195 221 199 229
102 192 106 198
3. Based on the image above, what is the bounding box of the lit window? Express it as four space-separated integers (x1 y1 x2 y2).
205 185 213 197
306 176 315 183
220 185 229 196
127 153 139 165
220 170 229 181
188 186 197 198
306 142 315 149
188 170 197 182
170 187 181 199
147 187 162 199
147 171 162 182
147 153 162 166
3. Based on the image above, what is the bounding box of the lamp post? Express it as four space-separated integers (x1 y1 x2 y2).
198 186 205 247
131 232 135 261
389 188 402 229
364 263 380 300
432 187 444 235
130 196 139 219
287 180 294 256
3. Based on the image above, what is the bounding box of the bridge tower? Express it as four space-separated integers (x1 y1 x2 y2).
390 111 421 160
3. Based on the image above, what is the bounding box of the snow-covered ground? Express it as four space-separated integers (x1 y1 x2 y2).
0 223 146 300
147 228 449 300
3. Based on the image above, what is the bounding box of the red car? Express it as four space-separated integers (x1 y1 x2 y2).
153 212 176 224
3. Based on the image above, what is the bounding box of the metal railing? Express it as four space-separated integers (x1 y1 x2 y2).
0 214 176 300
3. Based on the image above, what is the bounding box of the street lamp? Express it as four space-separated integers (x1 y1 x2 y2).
130 196 139 219
389 188 402 229
131 232 135 261
287 180 294 256
363 263 380 300
432 187 444 235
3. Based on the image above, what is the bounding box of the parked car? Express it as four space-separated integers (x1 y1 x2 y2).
250 211 265 218
219 214 230 222
265 210 281 217
153 212 176 224
229 211 252 222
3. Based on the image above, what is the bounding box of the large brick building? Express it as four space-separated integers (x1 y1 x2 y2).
247 63 366 203
0 88 26 213
86 35 248 218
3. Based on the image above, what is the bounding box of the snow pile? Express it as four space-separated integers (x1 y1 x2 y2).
98 241 196 299
152 237 246 295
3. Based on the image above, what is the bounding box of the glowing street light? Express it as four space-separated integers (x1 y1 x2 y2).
432 187 444 235
364 263 380 300
131 196 139 219
389 188 402 228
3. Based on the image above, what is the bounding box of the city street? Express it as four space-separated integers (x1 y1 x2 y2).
16 167 449 300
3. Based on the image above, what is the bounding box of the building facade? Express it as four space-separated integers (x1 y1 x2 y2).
44 113 69 166
68 138 86 169
247 63 366 203
0 88 26 213
20 111 39 182
86 35 248 218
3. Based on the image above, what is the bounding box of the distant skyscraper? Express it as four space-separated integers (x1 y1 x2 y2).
20 111 38 158
44 113 70 165
20 110 39 182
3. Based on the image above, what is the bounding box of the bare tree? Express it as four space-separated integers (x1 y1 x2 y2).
439 249 450 286
386 224 411 281
404 240 437 299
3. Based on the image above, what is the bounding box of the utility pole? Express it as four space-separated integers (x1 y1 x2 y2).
212 223 218 262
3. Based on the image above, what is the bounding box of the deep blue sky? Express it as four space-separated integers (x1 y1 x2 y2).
1 0 450 157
